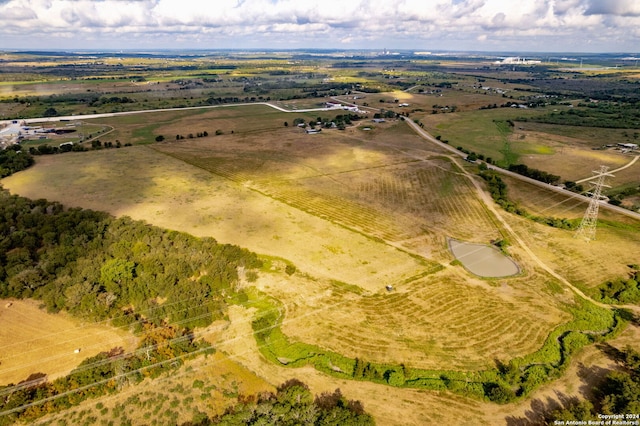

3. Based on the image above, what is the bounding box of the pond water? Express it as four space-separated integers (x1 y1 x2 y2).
448 238 520 277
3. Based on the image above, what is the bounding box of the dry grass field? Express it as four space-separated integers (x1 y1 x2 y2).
252 266 569 371
509 125 637 184
2 102 640 424
501 178 640 289
0 299 136 386
32 350 274 426
1 145 429 292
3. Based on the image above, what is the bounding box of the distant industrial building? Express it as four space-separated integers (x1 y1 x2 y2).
495 57 541 65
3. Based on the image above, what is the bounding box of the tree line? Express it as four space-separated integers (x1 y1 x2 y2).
0 188 266 421
0 189 261 326
0 325 211 425
209 379 374 425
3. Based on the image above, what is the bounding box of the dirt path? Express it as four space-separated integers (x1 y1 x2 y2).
576 154 639 183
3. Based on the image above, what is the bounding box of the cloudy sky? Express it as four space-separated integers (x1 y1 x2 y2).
0 0 638 52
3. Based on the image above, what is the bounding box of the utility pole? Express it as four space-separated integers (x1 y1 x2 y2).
575 165 614 241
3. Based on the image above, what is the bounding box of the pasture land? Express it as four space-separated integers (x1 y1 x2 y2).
1 144 431 292
420 108 639 189
251 265 569 371
1 105 591 375
2 102 640 425
420 107 556 164
0 299 136 386
1 51 639 425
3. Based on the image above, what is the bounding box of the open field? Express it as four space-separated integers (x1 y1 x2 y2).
0 299 136 386
252 265 569 371
32 350 275 426
419 108 640 190
420 107 557 164
1 144 430 292
1 51 640 424
4 104 628 377
30 298 640 426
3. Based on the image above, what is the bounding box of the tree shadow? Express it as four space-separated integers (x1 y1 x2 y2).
576 362 610 402
505 393 570 426
505 392 582 426
506 342 628 425
595 342 625 364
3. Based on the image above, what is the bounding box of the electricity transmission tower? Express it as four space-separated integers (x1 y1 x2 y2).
575 165 614 241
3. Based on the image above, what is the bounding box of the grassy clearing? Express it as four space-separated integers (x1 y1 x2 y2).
420 108 554 163
0 299 136 385
256 267 569 372
420 107 638 187
515 121 640 148
498 178 640 288
247 271 624 405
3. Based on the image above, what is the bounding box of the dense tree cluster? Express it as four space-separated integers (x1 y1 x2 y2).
0 190 262 327
0 145 34 178
211 379 374 425
507 163 561 185
0 189 264 422
519 100 640 129
28 143 89 155
593 265 640 305
546 347 640 423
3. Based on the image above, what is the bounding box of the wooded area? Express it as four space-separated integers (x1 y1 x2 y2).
0 188 261 326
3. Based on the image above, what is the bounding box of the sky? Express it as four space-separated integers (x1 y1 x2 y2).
0 0 638 53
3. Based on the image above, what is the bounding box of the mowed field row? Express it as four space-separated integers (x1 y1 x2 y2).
3 104 618 395
160 141 501 247
279 267 567 371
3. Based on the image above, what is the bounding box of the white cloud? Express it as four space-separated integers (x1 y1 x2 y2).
0 0 637 51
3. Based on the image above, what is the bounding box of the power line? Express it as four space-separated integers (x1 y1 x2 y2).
575 165 614 241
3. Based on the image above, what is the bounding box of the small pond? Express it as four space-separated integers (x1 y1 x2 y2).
448 238 520 278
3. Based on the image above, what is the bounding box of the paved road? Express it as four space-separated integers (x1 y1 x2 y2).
404 118 640 221
5 102 339 126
